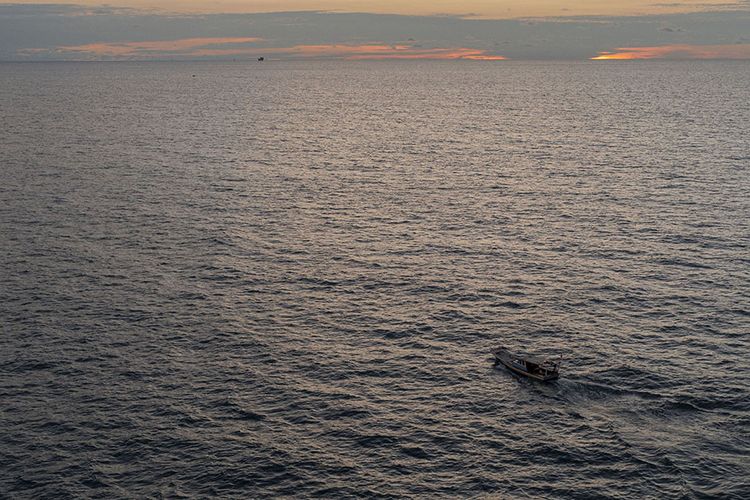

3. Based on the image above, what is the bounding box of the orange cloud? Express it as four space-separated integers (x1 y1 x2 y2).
592 44 750 60
348 48 506 60
193 44 406 57
57 37 263 57
194 44 505 60
45 38 506 61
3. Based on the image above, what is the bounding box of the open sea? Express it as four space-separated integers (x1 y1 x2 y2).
1 60 749 498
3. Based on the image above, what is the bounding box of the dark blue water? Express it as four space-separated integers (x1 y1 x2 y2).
1 60 749 498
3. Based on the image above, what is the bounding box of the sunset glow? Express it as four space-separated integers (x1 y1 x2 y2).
8 0 747 18
346 48 506 60
49 39 506 60
592 44 750 60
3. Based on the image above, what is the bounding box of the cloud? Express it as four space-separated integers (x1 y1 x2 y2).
0 3 139 17
38 38 506 60
191 43 418 58
591 43 750 59
39 37 263 57
345 47 506 60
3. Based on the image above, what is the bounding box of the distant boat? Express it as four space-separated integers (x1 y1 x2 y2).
493 346 560 381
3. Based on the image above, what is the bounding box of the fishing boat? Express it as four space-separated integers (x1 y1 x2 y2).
493 346 560 381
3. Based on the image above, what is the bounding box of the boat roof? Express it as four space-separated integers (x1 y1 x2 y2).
523 355 556 366
496 347 556 365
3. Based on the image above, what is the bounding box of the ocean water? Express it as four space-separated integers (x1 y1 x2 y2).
1 60 749 498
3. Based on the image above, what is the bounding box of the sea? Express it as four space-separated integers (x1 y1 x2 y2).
1 60 749 499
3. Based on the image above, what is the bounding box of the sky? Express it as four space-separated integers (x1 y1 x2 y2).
6 0 746 17
1 1 749 60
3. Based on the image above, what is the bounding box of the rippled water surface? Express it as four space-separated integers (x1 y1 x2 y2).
1 60 749 498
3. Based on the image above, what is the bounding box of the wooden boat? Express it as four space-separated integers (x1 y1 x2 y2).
493 346 560 381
